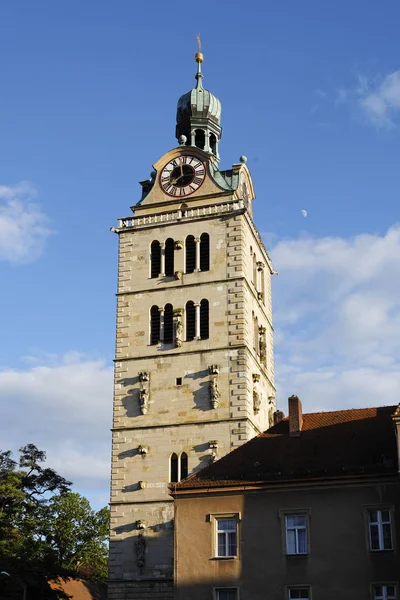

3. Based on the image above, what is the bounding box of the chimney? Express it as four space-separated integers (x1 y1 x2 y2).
392 404 400 472
273 410 285 425
288 395 303 437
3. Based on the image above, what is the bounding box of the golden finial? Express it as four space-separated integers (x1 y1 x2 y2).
195 33 204 64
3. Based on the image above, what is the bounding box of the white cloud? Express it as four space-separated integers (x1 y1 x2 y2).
0 353 113 497
270 225 400 414
358 71 400 128
0 182 53 264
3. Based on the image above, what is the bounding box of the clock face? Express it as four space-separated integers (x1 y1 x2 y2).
160 156 206 197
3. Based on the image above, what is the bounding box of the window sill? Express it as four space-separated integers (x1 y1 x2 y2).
370 548 394 553
286 553 309 558
211 556 238 561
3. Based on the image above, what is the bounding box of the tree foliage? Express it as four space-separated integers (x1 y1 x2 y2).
0 444 109 599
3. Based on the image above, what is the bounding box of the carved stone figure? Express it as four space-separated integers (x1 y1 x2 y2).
175 318 183 347
138 372 150 414
210 377 220 409
139 388 149 415
135 533 146 569
253 388 261 415
259 338 267 364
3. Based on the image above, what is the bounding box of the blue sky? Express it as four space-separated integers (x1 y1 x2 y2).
1 0 400 507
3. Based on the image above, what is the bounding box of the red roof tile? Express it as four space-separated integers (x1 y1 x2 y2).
49 579 107 600
175 406 398 490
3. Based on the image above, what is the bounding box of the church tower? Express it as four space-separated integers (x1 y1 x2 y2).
108 49 276 600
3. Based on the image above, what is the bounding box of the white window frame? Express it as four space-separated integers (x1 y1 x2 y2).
279 509 311 556
367 507 393 551
287 586 311 600
209 513 241 560
214 588 239 600
372 583 397 600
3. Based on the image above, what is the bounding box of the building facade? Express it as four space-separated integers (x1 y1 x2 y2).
172 397 400 600
108 51 276 600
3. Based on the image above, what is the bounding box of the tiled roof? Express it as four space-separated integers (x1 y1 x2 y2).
175 406 398 490
49 579 107 600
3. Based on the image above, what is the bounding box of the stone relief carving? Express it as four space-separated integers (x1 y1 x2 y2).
209 365 220 409
257 261 265 272
173 309 183 347
252 373 261 415
259 326 267 365
139 372 149 415
268 396 275 428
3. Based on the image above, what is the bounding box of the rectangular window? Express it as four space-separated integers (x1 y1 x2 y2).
286 515 308 555
368 509 393 551
373 585 396 600
176 377 182 386
215 589 238 600
217 519 237 557
288 588 310 599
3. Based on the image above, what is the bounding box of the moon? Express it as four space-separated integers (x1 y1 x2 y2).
301 209 308 218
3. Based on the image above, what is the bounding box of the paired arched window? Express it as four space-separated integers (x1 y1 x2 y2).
151 234 210 278
150 301 210 345
150 305 160 345
151 241 161 278
170 452 188 483
184 233 210 273
185 299 209 341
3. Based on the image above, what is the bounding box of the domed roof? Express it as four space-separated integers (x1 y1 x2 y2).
176 58 221 125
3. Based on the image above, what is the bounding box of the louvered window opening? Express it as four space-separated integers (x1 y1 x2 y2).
180 452 188 480
185 236 196 273
170 453 178 483
200 299 209 339
200 233 210 272
150 306 160 345
165 238 174 276
164 304 173 344
186 301 196 341
151 240 161 278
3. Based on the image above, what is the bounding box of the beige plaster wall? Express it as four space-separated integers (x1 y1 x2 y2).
174 481 400 600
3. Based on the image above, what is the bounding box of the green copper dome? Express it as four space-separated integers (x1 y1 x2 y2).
175 54 222 158
176 74 222 124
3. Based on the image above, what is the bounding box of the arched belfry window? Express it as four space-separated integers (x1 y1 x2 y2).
170 453 178 483
200 233 210 272
165 238 174 276
180 452 188 480
151 241 161 278
150 305 160 345
209 133 217 154
164 303 173 344
185 235 196 274
186 301 196 341
195 129 205 150
200 299 209 340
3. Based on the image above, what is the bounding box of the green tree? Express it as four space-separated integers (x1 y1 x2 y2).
0 444 109 599
44 492 109 580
